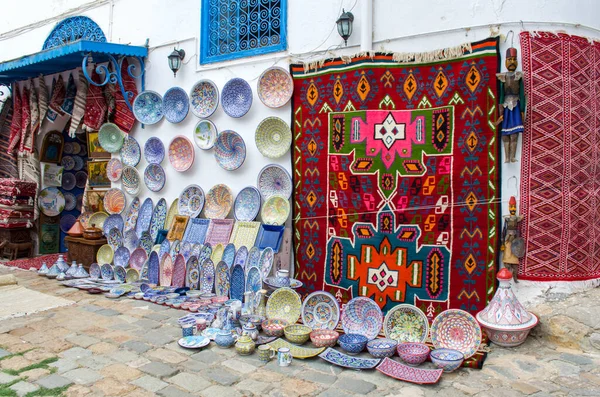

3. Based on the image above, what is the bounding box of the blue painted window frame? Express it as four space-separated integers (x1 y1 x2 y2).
200 0 287 64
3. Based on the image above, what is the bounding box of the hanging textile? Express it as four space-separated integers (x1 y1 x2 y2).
19 86 32 155
37 74 48 128
0 98 19 178
18 151 40 221
113 58 138 133
290 38 501 317
518 32 600 283
104 79 116 122
68 70 89 138
7 85 22 154
47 75 65 122
29 79 40 136
83 70 107 131
60 73 77 116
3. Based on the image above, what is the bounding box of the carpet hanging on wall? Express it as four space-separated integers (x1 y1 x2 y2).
518 32 600 283
291 37 501 318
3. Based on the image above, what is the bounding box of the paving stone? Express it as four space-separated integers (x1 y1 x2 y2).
107 349 140 364
128 357 152 368
110 323 138 331
145 348 187 364
559 353 594 366
64 334 100 348
0 348 10 358
9 381 39 396
203 367 241 386
590 333 600 350
167 372 211 392
0 372 19 384
297 369 337 385
305 358 344 375
63 368 102 385
145 313 170 322
148 304 169 312
36 374 73 389
235 378 270 395
0 356 31 371
93 377 136 395
190 349 223 365
510 381 541 395
515 359 541 372
20 368 50 381
333 377 376 394
156 385 195 397
133 318 162 329
139 361 179 378
88 342 118 354
122 340 152 353
100 363 142 381
48 358 79 374
82 304 103 312
222 358 258 374
96 308 121 317
130 375 169 392
60 346 92 360
550 360 582 376
78 354 113 370
142 330 174 346
317 389 354 397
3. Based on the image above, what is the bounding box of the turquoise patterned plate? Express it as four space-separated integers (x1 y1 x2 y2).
98 123 125 153
133 90 163 125
178 335 210 349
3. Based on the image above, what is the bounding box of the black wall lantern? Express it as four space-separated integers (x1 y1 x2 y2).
336 9 354 46
168 48 185 77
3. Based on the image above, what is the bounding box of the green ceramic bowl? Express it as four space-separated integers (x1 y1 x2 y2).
98 123 125 153
284 324 312 345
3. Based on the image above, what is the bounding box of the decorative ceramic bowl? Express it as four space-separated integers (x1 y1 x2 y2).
133 90 163 124
168 135 195 172
310 329 340 348
261 194 290 225
255 117 292 159
257 164 292 200
214 130 246 171
75 171 88 189
193 119 218 150
163 87 189 123
121 166 141 195
366 338 398 359
284 324 312 345
189 79 219 118
337 333 368 355
106 158 123 182
144 164 166 192
98 123 125 153
261 318 289 337
430 348 464 373
396 342 431 366
120 136 141 167
204 184 233 219
103 188 126 215
179 184 205 218
221 77 252 118
144 137 165 164
62 172 76 190
257 66 294 108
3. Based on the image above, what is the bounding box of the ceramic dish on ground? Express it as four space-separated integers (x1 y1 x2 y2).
341 297 383 341
310 329 339 348
178 335 210 349
366 338 398 358
261 195 290 225
284 325 312 345
103 188 126 215
319 347 380 369
193 119 218 150
214 130 246 171
261 319 289 338
89 212 109 230
430 309 481 359
62 172 76 190
144 163 166 192
430 348 464 373
96 244 114 265
257 164 292 200
106 158 122 182
114 265 127 283
204 184 233 219
265 338 325 359
133 90 163 125
221 77 252 118
337 333 368 355
101 264 114 280
233 186 261 221
120 136 141 167
164 198 179 230
38 187 65 216
144 137 165 164
257 66 294 108
178 184 205 218
163 87 189 123
98 123 125 153
396 342 430 366
121 166 141 195
376 357 443 384
266 287 301 325
255 117 292 159
168 135 195 172
384 304 429 343
189 79 219 118
75 171 87 189
301 291 340 330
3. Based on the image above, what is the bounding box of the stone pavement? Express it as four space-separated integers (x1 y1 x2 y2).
0 265 599 397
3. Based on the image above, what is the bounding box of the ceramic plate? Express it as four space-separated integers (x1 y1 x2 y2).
215 261 229 296
211 243 224 263
182 218 210 244
107 228 123 251
198 243 213 264
103 188 127 215
106 158 123 182
164 198 179 230
233 246 248 269
98 123 125 153
266 287 301 325
255 224 285 252
179 184 205 218
79 211 93 229
222 243 236 268
301 291 340 330
160 254 174 286
319 347 381 369
204 184 233 219
257 164 292 200
130 247 148 271
163 87 189 123
341 297 383 340
199 258 215 293
234 186 261 221
114 246 130 268
178 335 210 349
264 277 303 289
189 79 219 118
59 214 76 233
121 166 141 195
64 192 76 211
38 187 65 216
205 219 234 247
255 117 291 159
261 195 290 225
133 90 163 125
103 214 124 235
148 251 160 284
114 265 127 283
144 137 165 164
229 264 245 301
136 198 154 238
376 357 443 385
62 172 76 190
185 256 199 289
172 254 187 288
257 66 294 108
126 268 140 283
120 136 141 167
384 304 429 343
221 77 252 118
247 246 260 270
123 229 139 252
168 135 195 172
124 197 140 232
266 338 325 359
430 309 482 359
61 156 74 171
101 264 114 280
214 130 246 171
96 244 114 265
89 211 108 230
75 171 87 189
63 142 73 154
229 221 261 249
193 119 218 150
144 163 166 192
149 198 168 242
158 239 170 262
89 263 101 279
73 156 84 171
259 247 274 280
245 267 261 293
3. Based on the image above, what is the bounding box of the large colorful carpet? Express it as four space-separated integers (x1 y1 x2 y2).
3 254 60 270
291 37 501 319
518 32 600 282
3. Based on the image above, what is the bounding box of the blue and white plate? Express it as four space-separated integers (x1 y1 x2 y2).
222 243 236 268
318 347 381 369
179 185 205 218
199 243 212 264
163 87 189 123
259 247 274 280
149 198 167 242
120 136 141 167
89 263 101 279
200 258 215 294
107 227 123 251
230 264 245 301
103 214 124 236
133 90 163 125
221 78 252 118
148 251 160 284
247 247 260 271
185 256 199 289
139 231 154 254
123 229 139 252
124 197 140 232
245 267 261 293
234 186 261 221
114 246 130 269
73 156 84 171
144 164 166 192
101 264 114 281
215 261 229 297
144 137 165 165
191 243 202 258
159 239 170 261
180 241 193 261
114 265 127 283
234 246 249 270
178 335 210 349
136 198 153 238
182 218 210 244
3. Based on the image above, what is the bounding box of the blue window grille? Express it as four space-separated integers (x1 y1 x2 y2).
200 0 287 64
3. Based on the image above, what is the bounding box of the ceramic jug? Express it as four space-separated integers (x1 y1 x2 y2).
254 290 267 318
242 322 259 341
235 332 256 355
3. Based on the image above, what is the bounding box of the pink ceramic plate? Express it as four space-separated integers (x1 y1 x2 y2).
129 247 148 271
106 158 123 182
160 254 174 286
172 254 186 288
168 135 195 172
376 357 442 384
103 188 127 215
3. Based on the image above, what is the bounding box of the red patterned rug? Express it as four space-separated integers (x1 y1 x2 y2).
291 37 501 318
519 32 600 282
3 254 60 270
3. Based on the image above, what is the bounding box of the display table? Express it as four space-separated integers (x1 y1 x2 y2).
65 236 107 270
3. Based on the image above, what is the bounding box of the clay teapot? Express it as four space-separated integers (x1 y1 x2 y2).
83 223 102 240
67 220 84 237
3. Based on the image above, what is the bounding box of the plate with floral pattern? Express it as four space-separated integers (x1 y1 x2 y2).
179 184 205 218
222 243 236 268
164 198 179 230
168 135 195 172
214 130 246 171
144 137 165 164
341 297 383 340
255 117 291 159
189 79 219 118
133 90 163 125
106 158 122 182
113 246 130 268
319 347 380 369
103 188 126 215
120 135 141 167
234 186 261 221
215 260 229 297
384 304 429 343
148 198 167 242
101 264 114 280
124 197 140 232
430 309 481 359
301 291 340 330
257 66 294 108
193 119 218 150
261 195 289 225
221 77 252 118
266 287 301 325
257 164 292 200
204 184 233 219
89 263 101 279
163 87 189 123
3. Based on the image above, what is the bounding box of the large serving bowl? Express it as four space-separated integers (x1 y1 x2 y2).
310 329 339 348
396 342 430 366
284 324 312 345
337 333 368 355
366 338 398 358
430 348 464 373
261 318 289 337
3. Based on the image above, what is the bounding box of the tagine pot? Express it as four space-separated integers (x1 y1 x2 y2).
83 224 103 240
67 220 84 237
476 268 539 347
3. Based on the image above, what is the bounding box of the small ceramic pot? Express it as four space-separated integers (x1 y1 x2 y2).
235 333 256 356
397 342 430 366
430 348 464 372
242 322 259 341
337 333 368 355
310 329 340 348
277 347 292 367
257 345 276 362
215 330 236 348
284 325 312 345
261 318 288 337
83 224 103 240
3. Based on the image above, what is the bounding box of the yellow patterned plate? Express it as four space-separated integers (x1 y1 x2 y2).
204 184 233 219
96 244 114 265
164 198 179 230
266 338 325 359
211 243 224 263
229 221 261 248
266 287 301 325
261 195 290 225
89 211 109 230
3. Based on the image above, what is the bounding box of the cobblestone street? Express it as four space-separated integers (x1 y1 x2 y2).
0 265 598 397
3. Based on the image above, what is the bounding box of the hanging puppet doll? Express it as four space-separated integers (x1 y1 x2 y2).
501 196 524 282
496 45 526 163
